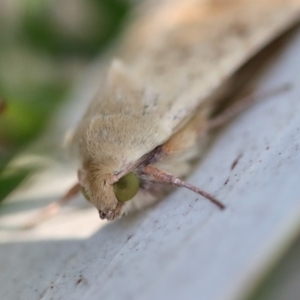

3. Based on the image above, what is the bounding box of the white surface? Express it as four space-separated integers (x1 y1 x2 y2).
1 28 300 300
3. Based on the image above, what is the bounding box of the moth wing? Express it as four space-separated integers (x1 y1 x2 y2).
120 0 300 135
74 0 300 155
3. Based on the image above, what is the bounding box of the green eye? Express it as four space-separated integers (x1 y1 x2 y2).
81 187 90 201
113 172 140 202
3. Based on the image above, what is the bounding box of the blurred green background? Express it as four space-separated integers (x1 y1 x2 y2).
0 0 131 202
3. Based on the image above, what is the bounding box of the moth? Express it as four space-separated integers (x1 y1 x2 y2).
36 0 300 223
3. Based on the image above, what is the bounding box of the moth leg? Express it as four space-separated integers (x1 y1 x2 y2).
207 84 290 130
22 182 81 229
147 84 289 210
143 165 225 209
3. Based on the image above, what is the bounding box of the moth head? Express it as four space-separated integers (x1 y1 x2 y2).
78 165 141 220
76 115 164 220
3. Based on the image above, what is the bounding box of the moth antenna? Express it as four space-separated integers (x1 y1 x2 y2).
208 83 291 129
142 165 225 210
22 182 81 229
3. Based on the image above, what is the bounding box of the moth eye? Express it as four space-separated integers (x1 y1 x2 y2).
81 187 90 202
113 172 139 202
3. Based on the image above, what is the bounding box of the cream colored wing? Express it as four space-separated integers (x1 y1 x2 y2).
119 0 300 133
76 0 300 154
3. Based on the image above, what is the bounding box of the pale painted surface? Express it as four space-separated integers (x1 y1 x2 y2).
1 26 300 300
